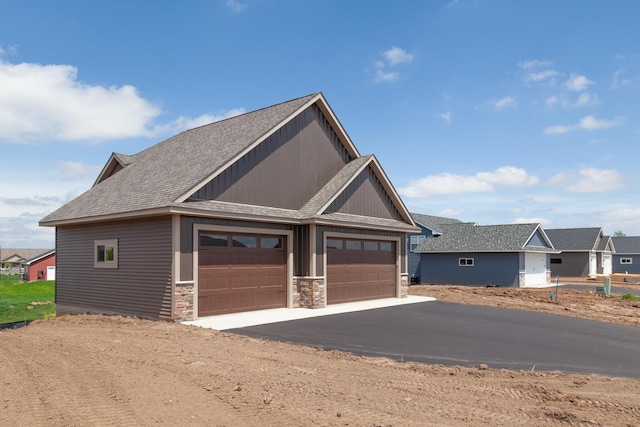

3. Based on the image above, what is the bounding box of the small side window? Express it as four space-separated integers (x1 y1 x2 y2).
621 258 633 264
458 258 474 267
95 239 118 269
410 235 427 251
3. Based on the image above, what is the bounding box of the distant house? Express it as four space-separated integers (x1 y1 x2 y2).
416 223 558 287
611 236 640 274
545 228 614 278
40 93 418 321
1 248 53 276
24 250 56 281
408 213 463 283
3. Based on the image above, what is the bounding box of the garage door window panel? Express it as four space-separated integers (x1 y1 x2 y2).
198 231 287 316
200 234 228 247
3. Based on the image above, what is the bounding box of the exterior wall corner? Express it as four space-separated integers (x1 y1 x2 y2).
174 281 195 321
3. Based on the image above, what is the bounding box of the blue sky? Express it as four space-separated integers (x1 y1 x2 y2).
1 0 639 248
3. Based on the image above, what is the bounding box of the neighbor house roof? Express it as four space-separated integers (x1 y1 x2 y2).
415 223 558 253
24 249 55 265
544 228 603 251
1 249 53 264
40 93 416 232
611 236 640 254
410 213 464 235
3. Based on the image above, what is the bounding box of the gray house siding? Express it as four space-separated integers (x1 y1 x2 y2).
613 255 640 274
527 230 548 247
549 252 589 277
420 252 520 287
191 104 352 210
179 216 293 281
407 227 436 283
56 216 173 320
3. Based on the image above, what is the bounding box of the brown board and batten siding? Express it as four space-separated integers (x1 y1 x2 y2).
56 216 173 320
325 165 404 221
189 104 352 210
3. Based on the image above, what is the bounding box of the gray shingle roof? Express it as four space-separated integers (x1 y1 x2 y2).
416 223 556 253
41 94 318 224
544 228 602 251
410 213 463 234
40 93 416 232
1 249 53 263
611 236 640 254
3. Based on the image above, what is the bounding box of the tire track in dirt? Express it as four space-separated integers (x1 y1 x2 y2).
1 329 142 426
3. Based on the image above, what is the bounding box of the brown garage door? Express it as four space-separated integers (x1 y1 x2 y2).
198 232 287 316
326 238 396 304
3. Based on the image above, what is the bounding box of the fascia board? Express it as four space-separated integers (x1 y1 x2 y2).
307 217 420 233
93 153 124 187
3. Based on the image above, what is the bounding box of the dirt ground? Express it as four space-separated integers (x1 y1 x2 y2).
2 280 640 426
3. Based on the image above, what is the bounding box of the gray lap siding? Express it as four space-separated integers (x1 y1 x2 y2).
613 255 640 274
420 252 520 287
56 216 173 320
549 252 589 277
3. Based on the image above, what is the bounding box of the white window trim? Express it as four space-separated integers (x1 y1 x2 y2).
459 258 474 267
94 239 118 269
621 258 633 264
410 235 427 252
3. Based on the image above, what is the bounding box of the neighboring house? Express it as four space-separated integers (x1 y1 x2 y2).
40 93 418 321
545 228 614 278
408 213 462 283
415 223 558 287
1 248 52 276
611 236 640 274
24 250 56 282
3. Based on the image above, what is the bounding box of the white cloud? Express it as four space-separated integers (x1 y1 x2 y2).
382 46 414 66
524 69 559 83
572 92 599 107
565 168 625 193
438 208 465 217
57 161 102 181
374 69 399 83
491 96 516 110
518 60 553 70
0 59 162 143
372 46 413 83
518 59 560 85
438 111 452 125
565 73 594 91
546 93 599 109
512 217 552 226
579 115 624 130
476 166 539 186
226 0 246 13
544 115 625 134
611 69 633 89
153 108 246 135
398 166 539 198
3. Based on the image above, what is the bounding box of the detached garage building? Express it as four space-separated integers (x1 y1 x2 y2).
40 93 418 321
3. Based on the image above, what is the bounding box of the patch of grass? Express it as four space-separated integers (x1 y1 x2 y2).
0 276 55 323
620 292 640 302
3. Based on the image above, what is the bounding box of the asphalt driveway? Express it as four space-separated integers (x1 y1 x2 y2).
230 301 640 379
